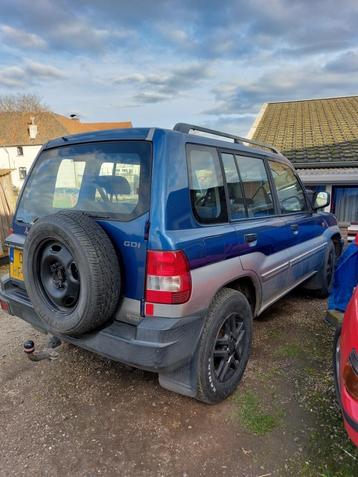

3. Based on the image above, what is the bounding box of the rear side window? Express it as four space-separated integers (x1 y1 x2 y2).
187 145 227 224
221 153 246 220
236 156 275 217
16 141 151 224
269 161 307 213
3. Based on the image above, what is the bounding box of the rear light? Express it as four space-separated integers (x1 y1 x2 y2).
343 349 358 400
0 300 10 313
145 250 191 304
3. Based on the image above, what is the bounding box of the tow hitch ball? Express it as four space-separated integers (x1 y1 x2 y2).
23 336 62 362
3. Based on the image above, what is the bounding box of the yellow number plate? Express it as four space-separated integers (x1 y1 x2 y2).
10 248 24 281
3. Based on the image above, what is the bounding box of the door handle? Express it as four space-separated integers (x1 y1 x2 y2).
290 224 299 234
244 233 257 244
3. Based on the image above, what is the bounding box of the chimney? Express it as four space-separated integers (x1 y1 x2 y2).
28 116 38 139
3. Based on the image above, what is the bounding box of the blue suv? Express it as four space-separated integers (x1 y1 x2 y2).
0 123 343 403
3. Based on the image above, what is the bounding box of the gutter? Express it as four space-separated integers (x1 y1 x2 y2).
293 161 358 169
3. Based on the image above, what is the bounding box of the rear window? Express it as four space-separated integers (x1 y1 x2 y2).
16 141 151 223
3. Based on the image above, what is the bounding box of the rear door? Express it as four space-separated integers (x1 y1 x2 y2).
220 151 292 310
10 140 151 303
268 160 327 284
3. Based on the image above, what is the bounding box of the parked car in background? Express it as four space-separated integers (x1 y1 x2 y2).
331 236 358 446
0 124 343 403
334 286 358 446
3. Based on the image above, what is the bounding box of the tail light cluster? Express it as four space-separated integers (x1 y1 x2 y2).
343 349 358 400
145 250 191 305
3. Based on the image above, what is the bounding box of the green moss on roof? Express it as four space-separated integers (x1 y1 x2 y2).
252 96 358 165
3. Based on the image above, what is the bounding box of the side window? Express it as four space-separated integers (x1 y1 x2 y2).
187 145 227 223
236 156 275 217
269 161 307 213
221 153 247 220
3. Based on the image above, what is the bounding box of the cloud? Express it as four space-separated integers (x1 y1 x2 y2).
324 50 358 73
25 61 65 79
207 62 358 114
0 24 46 49
1 0 356 60
131 92 171 104
0 0 358 131
0 66 26 88
0 61 65 88
202 114 258 137
114 63 212 103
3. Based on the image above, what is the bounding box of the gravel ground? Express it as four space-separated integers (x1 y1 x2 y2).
1 284 358 477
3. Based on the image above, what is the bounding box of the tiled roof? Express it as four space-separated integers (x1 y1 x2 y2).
0 112 132 147
251 96 358 166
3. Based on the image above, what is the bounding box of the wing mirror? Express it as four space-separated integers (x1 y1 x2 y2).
312 191 330 210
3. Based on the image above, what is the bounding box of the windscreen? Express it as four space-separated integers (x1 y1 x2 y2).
16 141 151 223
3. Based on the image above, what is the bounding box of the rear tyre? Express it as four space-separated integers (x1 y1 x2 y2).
196 288 252 404
23 211 121 336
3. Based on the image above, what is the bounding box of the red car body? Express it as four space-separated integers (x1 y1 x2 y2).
335 287 358 446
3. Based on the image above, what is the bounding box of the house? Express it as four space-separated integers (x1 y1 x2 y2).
0 112 132 190
248 96 358 227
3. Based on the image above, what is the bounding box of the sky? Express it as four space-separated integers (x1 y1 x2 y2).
0 0 358 135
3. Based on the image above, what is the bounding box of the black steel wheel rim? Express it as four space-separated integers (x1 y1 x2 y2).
36 240 80 311
212 312 246 383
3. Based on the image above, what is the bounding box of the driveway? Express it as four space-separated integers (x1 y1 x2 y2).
1 290 357 476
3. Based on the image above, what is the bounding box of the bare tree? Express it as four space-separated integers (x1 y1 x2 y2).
0 93 49 113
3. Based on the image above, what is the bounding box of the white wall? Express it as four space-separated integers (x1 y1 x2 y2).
0 145 42 190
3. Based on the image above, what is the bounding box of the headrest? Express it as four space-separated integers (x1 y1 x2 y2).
96 175 131 195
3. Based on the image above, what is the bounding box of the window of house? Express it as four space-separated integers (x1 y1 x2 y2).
17 146 23 156
18 167 27 180
332 186 358 223
221 153 246 220
269 161 307 213
187 145 227 224
235 156 274 217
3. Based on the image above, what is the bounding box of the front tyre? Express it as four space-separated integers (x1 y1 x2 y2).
313 241 336 298
196 288 253 404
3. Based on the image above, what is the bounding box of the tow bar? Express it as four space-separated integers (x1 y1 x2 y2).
23 335 62 362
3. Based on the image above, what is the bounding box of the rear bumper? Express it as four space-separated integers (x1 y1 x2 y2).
0 278 206 395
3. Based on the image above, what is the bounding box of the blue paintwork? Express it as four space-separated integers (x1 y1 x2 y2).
9 126 340 307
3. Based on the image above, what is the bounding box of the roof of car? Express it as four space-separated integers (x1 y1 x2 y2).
44 127 153 149
44 125 291 167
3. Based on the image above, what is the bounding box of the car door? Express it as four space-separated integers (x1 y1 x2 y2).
268 160 327 284
220 151 292 311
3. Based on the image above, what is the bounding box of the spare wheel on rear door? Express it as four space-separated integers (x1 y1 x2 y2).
23 210 121 336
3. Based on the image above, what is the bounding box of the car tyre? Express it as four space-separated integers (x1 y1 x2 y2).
196 288 252 404
23 210 121 336
312 241 336 298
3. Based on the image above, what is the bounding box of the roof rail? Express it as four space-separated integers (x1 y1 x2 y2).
173 123 281 155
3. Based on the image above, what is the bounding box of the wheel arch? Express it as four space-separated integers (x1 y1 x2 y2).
221 274 261 317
